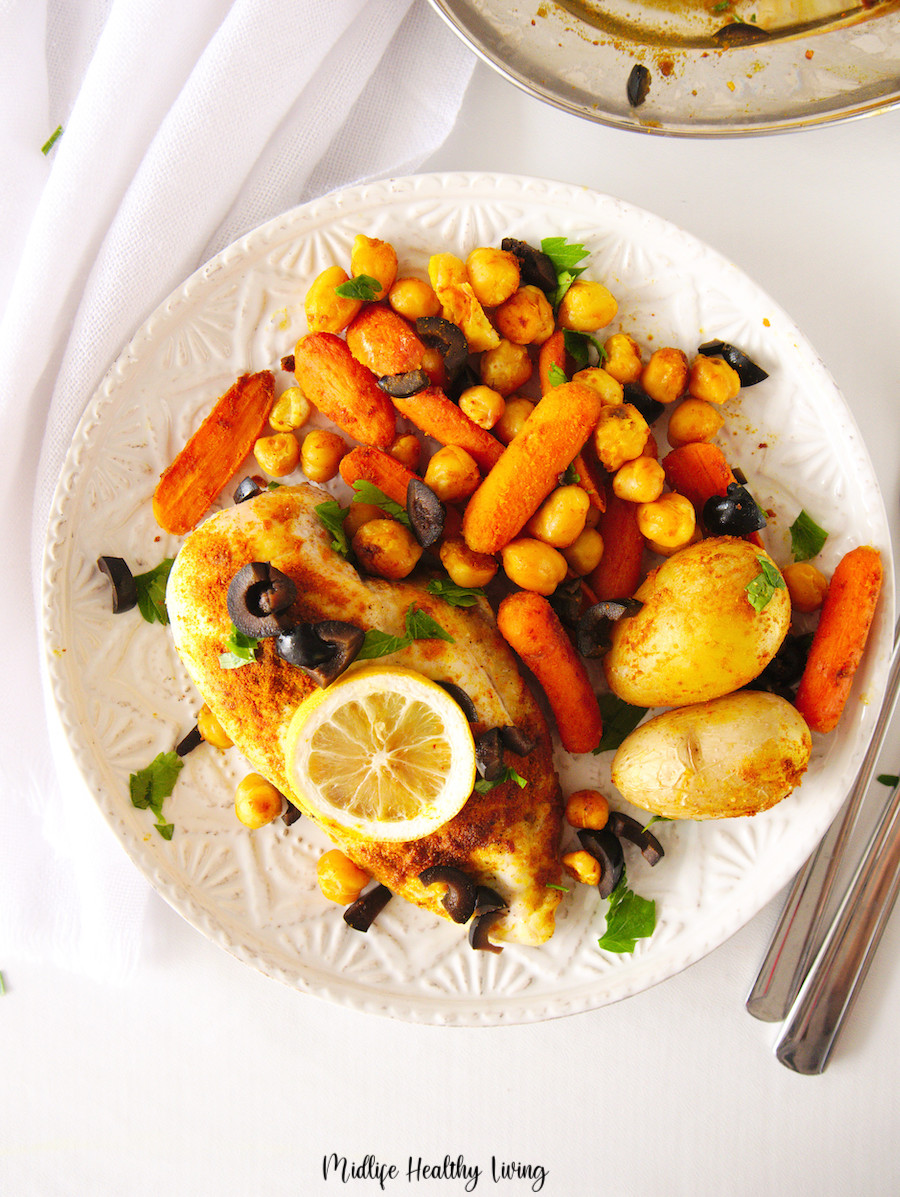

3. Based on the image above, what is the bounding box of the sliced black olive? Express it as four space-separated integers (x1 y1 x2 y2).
698 340 768 386
343 884 393 932
747 632 812 698
626 63 651 108
233 475 267 504
499 725 536 757
281 802 302 827
623 381 665 424
576 599 641 659
712 21 771 46
97 556 137 613
406 478 445 548
446 362 480 404
548 577 585 629
607 810 665 866
475 728 505 782
377 368 430 398
419 865 478 924
578 828 625 899
175 724 203 757
702 481 767 537
436 681 478 722
280 353 295 373
474 885 508 914
227 562 297 638
500 238 558 294
276 620 364 686
415 316 469 377
468 908 505 954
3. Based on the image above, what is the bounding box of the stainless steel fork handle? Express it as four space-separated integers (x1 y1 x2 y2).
746 624 900 1023
774 778 900 1075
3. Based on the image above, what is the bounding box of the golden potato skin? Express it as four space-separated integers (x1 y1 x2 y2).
611 691 812 820
603 537 790 708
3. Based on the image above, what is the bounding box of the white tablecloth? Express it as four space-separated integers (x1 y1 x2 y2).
3 8 900 1194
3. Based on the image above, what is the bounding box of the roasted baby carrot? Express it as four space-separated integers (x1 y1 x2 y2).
389 385 504 473
794 545 883 734
572 439 606 513
538 329 568 395
153 370 275 535
497 590 603 754
587 490 645 600
662 440 761 546
293 332 396 449
345 304 426 377
339 445 421 508
462 381 604 555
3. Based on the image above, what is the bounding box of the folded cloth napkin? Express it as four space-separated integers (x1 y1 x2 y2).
0 0 474 982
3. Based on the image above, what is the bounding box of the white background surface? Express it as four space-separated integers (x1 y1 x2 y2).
4 55 900 1197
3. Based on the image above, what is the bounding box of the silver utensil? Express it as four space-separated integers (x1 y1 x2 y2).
774 773 900 1074
746 620 900 1023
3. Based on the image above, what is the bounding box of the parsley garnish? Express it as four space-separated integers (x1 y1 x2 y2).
597 872 656 953
745 556 787 613
356 604 454 660
563 328 607 369
789 510 828 562
351 480 411 528
643 815 671 830
41 125 63 155
878 773 900 788
474 765 528 793
547 363 568 388
592 694 649 753
560 461 581 485
129 750 183 839
135 559 174 625
219 624 260 669
541 236 590 307
315 498 351 556
335 274 382 301
425 578 485 608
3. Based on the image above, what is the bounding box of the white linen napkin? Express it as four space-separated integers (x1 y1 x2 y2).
0 0 474 981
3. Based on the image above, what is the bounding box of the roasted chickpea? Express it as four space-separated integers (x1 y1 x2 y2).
428 252 467 292
352 518 423 580
423 445 481 503
254 432 300 477
389 276 441 321
234 773 284 829
637 491 696 550
593 404 650 472
479 339 533 397
316 849 371 905
300 429 346 482
465 246 520 307
501 538 568 595
572 366 624 408
561 850 602 886
459 384 505 431
687 354 741 404
603 332 643 384
304 264 362 334
494 285 555 346
524 485 590 548
565 789 610 830
583 504 601 530
270 385 312 433
560 527 604 576
197 703 233 749
557 279 618 332
493 396 535 444
783 561 829 613
666 397 725 449
421 345 448 389
612 456 665 504
350 233 397 300
343 500 383 539
439 537 498 588
641 347 689 405
389 433 421 471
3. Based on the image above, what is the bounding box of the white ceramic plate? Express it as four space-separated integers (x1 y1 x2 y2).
42 173 893 1024
429 0 900 136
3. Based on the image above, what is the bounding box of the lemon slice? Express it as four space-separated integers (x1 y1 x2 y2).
284 665 477 841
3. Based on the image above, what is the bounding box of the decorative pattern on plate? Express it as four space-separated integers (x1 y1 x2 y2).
42 174 893 1025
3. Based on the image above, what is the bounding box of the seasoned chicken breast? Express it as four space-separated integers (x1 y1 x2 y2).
167 484 563 945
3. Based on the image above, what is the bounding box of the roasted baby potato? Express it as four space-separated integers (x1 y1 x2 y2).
603 536 791 708
611 691 812 819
